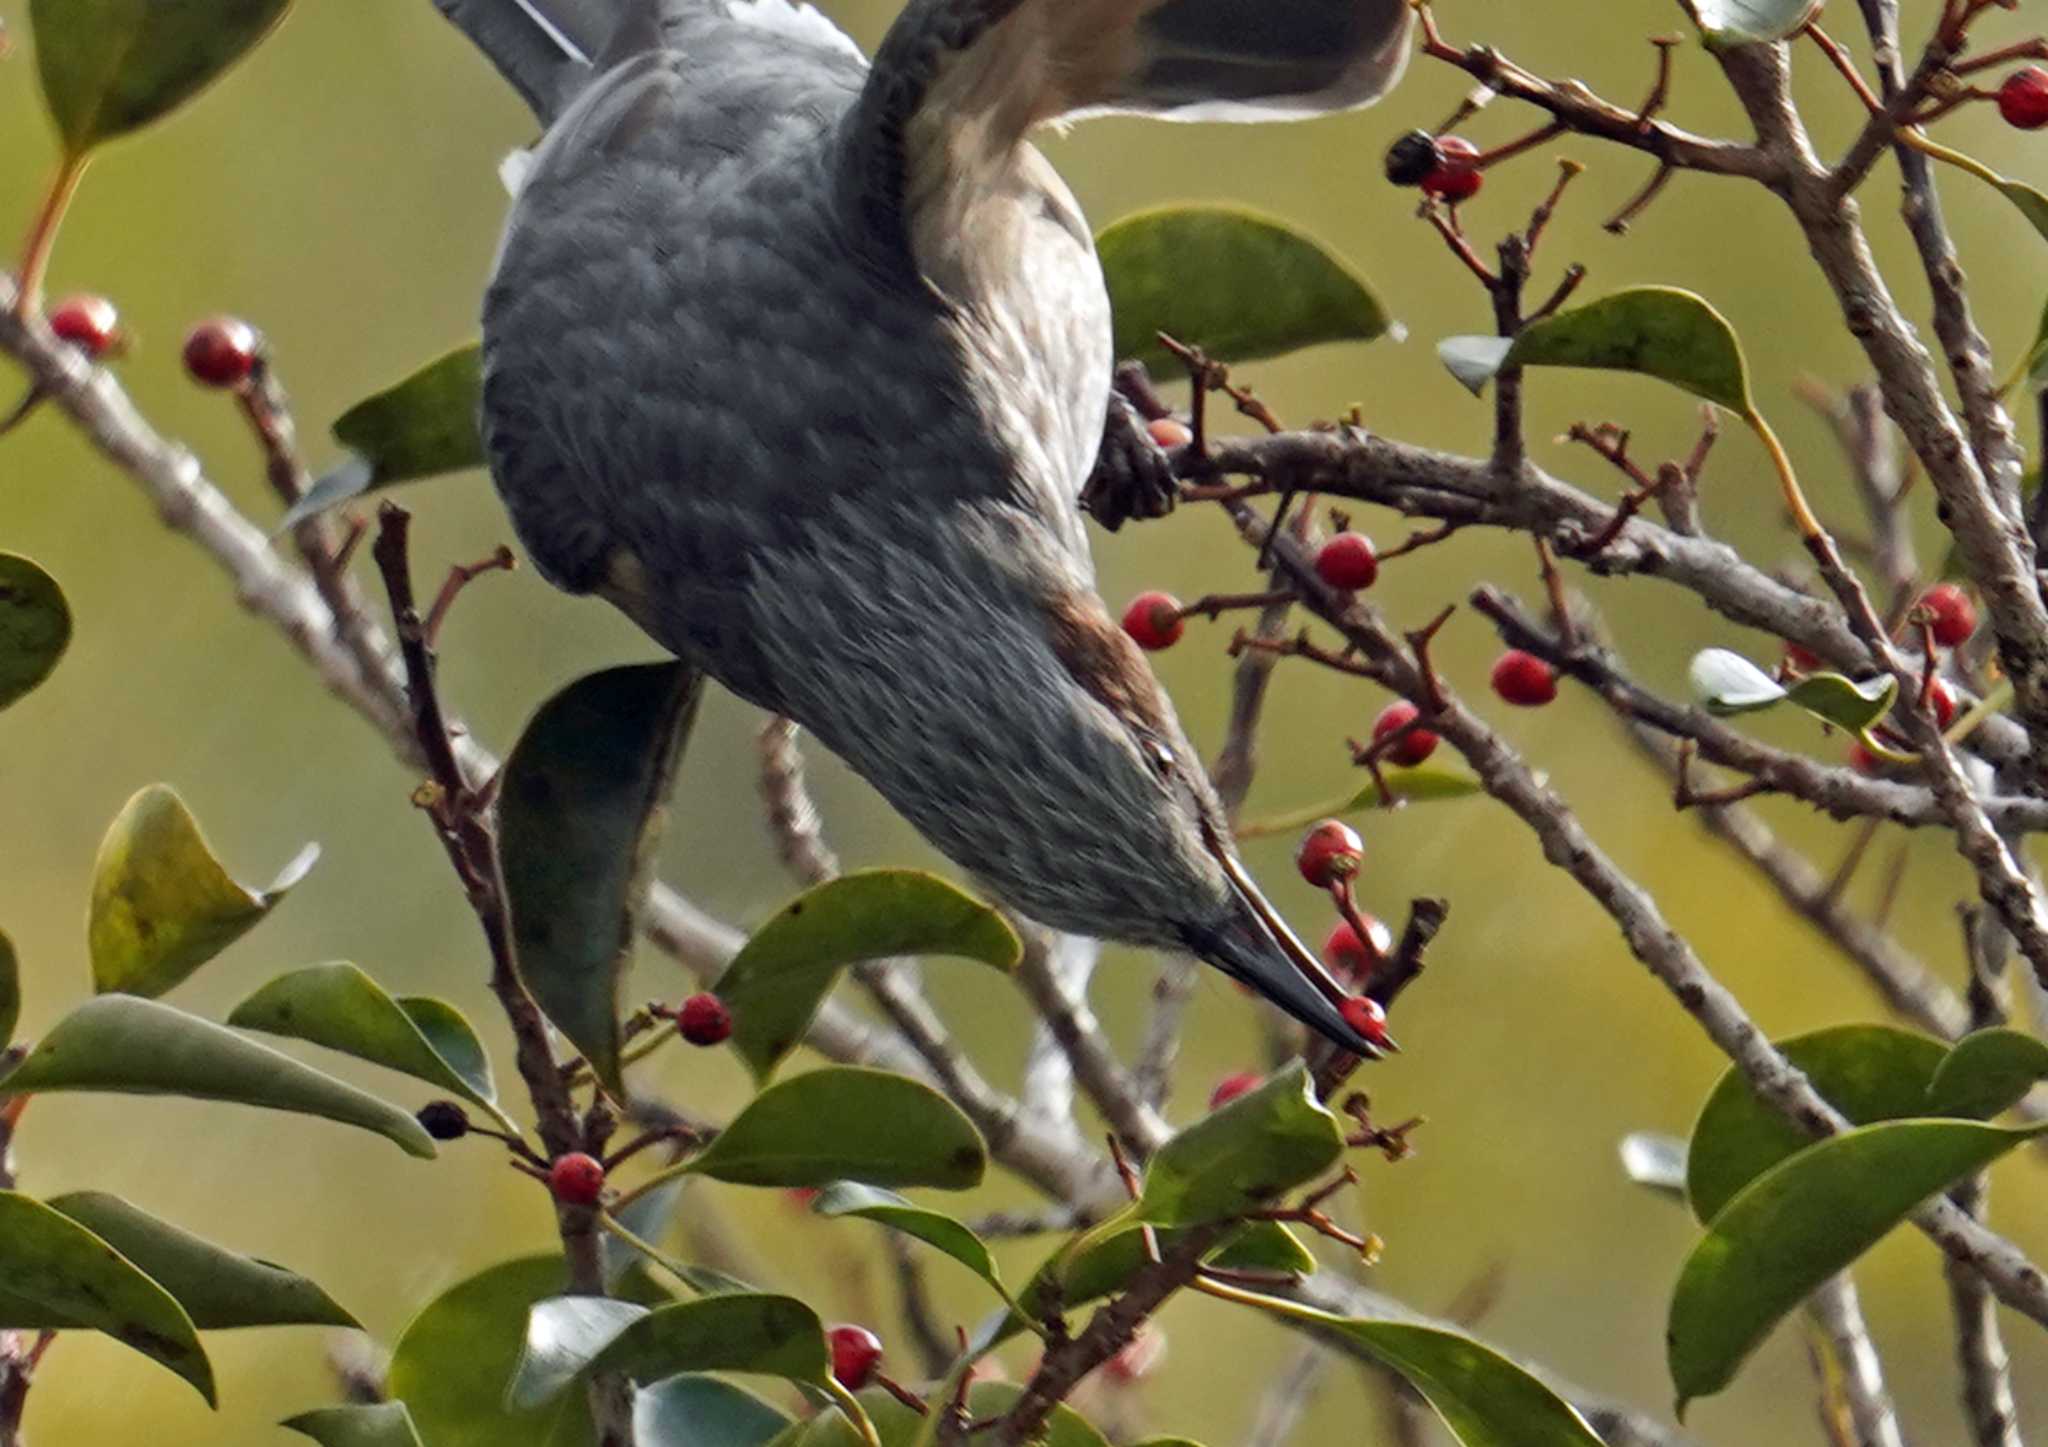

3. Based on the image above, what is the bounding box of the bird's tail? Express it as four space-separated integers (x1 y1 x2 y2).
431 0 621 120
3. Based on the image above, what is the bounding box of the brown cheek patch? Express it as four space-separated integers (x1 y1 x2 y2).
1046 592 1176 737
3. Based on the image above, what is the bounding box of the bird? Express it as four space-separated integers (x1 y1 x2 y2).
444 0 1413 1055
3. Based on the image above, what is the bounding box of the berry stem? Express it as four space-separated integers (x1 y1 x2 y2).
13 154 84 319
822 1376 885 1447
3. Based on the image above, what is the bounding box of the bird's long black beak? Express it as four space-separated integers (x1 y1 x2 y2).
1191 841 1394 1058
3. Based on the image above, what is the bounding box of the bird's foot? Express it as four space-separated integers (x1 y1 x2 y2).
1079 390 1179 533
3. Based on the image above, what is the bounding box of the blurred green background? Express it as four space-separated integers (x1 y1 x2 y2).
4 1 2047 1441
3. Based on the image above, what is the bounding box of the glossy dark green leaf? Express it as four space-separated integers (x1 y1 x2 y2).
1441 289 1750 413
1098 206 1388 373
513 1293 830 1407
1670 1118 2046 1412
1246 1301 1602 1446
1619 1132 1688 1201
634 1375 793 1447
813 1183 1015 1310
1925 1028 2048 1119
718 870 1020 1080
1690 0 1821 45
0 554 71 710
29 0 290 154
1233 767 1482 839
0 1191 212 1403
389 1255 594 1447
0 994 435 1157
501 664 700 1095
276 344 487 533
685 1068 985 1190
282 1403 426 1447
1133 1062 1343 1226
1685 1024 1945 1223
0 929 17 1048
89 783 318 998
228 962 504 1124
0 1191 356 1329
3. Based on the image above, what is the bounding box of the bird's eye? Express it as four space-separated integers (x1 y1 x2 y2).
1142 737 1177 780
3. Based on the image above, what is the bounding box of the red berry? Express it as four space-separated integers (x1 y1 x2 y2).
828 1324 883 1389
1999 67 2048 129
1848 739 1882 777
1324 915 1392 983
1208 1072 1262 1110
1927 677 1959 730
1371 699 1438 766
1296 819 1364 888
47 294 121 358
1421 136 1482 202
677 992 732 1046
181 316 262 388
1121 591 1185 651
1491 649 1558 707
1103 1326 1166 1384
1314 532 1379 591
547 1152 606 1207
1339 995 1392 1049
1920 583 1977 648
1147 416 1193 450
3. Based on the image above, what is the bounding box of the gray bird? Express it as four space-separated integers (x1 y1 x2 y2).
447 0 1412 1054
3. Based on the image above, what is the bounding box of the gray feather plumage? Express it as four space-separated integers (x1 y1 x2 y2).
473 0 1413 1051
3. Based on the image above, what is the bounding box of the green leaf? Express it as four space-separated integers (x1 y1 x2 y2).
278 344 487 532
513 1293 830 1407
686 1067 986 1190
282 1404 426 1447
0 994 435 1157
2 1191 356 1329
1247 1303 1602 1446
718 870 1020 1080
89 783 318 998
0 554 71 710
1925 1028 2048 1120
1132 1062 1344 1227
634 1376 793 1447
1007 1222 1308 1342
29 0 291 155
0 1191 213 1403
283 1403 426 1447
1690 0 1822 46
1783 671 1897 731
1686 1024 1944 1223
1670 1118 2046 1411
1619 1132 1688 1201
1991 175 2048 249
1441 289 1750 412
0 929 18 1048
813 1183 1016 1311
228 962 504 1124
389 1255 595 1447
1097 206 1388 374
1130 1440 1208 1447
500 664 701 1095
1232 767 1482 839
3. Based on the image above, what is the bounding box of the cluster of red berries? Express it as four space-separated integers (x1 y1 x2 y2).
43 294 263 391
1121 532 1383 654
1838 583 1977 776
1999 67 2048 129
1292 819 1394 1050
1385 130 1483 202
